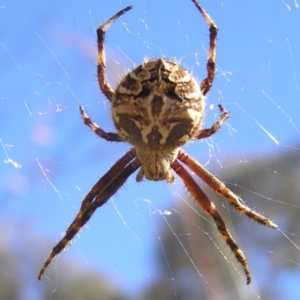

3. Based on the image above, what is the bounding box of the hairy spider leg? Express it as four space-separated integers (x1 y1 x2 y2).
79 105 123 141
171 159 251 284
177 150 278 229
195 105 229 139
38 155 141 280
191 0 218 96
79 148 137 212
96 6 133 101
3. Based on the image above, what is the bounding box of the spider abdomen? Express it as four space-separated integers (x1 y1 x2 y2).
113 58 204 151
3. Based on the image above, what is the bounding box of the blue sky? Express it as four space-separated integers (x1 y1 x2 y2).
1 0 300 298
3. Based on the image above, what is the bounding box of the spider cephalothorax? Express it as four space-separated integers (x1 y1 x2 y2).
39 0 277 284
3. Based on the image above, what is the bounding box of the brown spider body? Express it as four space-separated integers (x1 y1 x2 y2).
113 58 204 181
39 0 277 284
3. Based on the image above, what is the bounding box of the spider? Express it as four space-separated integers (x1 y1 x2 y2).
38 0 277 284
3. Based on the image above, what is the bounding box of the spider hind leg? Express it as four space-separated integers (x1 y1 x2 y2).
171 159 251 284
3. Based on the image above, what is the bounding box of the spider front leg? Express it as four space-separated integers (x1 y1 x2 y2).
80 105 123 141
38 151 142 280
196 104 229 140
177 150 278 229
96 6 132 102
79 148 137 212
171 159 251 284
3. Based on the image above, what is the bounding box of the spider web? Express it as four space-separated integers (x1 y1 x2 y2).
1 0 300 299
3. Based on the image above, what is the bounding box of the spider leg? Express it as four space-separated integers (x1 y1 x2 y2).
80 105 123 141
171 159 251 284
177 150 278 229
38 152 141 280
96 6 133 102
195 104 229 139
80 148 136 212
191 0 217 96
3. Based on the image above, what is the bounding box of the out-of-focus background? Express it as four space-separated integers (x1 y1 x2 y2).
1 0 299 299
